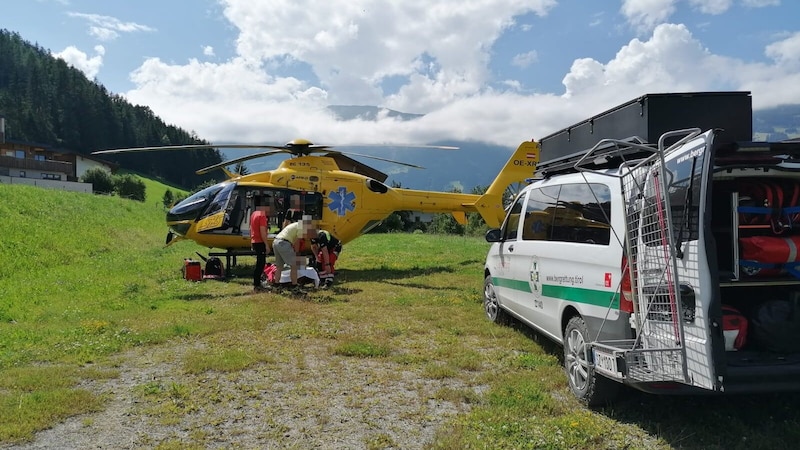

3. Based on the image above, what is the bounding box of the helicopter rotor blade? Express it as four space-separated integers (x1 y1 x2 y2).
336 143 459 151
195 150 290 175
325 151 426 169
91 144 288 155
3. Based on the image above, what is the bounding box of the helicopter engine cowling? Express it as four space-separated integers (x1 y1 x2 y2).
365 178 389 194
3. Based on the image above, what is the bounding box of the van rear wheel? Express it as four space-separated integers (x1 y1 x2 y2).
564 316 619 406
484 275 510 325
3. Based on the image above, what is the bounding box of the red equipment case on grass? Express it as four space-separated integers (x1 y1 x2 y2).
182 259 203 281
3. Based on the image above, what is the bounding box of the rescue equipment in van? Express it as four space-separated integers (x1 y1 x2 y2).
721 305 748 351
739 235 800 278
751 299 800 353
738 180 800 234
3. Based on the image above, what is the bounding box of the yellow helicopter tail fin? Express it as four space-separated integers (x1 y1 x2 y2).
471 141 539 228
451 211 467 225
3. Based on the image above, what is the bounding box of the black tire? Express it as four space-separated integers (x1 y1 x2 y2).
563 316 620 407
484 275 511 325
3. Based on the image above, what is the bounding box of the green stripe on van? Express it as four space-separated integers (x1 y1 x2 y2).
492 277 532 293
542 285 619 309
492 277 619 309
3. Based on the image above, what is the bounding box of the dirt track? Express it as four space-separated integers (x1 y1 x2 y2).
6 339 478 449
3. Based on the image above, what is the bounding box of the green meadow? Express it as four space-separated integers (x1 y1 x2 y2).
1 181 800 449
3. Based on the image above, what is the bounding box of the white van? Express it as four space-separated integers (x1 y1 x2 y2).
483 93 800 405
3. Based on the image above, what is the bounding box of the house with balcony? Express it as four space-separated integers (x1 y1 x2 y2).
0 115 116 193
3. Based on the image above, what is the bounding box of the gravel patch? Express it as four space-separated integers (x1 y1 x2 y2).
5 339 480 449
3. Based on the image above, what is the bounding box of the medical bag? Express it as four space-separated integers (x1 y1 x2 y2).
182 259 203 281
721 305 748 351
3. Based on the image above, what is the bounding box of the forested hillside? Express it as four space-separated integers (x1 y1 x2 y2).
0 30 222 189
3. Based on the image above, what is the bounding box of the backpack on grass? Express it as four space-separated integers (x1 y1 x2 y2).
203 256 225 280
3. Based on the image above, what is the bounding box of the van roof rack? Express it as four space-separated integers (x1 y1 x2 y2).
537 136 655 178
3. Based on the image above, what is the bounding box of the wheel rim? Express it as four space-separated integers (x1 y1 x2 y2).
484 281 499 320
565 327 590 391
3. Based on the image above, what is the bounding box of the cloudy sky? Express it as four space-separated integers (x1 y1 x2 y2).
2 0 798 149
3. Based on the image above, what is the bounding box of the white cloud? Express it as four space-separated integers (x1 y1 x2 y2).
765 31 800 68
67 12 155 42
221 0 557 110
512 51 538 68
53 45 105 79
203 46 215 57
119 2 800 149
688 0 733 15
620 0 677 34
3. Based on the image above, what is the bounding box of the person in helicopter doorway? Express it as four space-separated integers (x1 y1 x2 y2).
271 215 316 295
250 197 272 293
310 229 342 289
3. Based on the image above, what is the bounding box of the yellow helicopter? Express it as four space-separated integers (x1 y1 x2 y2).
93 139 539 258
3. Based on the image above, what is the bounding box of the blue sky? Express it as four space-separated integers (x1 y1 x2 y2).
1 0 798 149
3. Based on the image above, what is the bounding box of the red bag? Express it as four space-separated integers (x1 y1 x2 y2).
722 305 748 351
263 263 278 283
740 235 800 277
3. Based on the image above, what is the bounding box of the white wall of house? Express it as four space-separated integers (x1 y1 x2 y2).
75 156 111 179
0 175 92 193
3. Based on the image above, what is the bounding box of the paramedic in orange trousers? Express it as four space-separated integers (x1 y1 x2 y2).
250 202 271 292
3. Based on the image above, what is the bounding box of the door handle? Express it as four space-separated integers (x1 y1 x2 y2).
508 245 514 252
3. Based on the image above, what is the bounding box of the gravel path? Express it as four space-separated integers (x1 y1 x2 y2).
5 340 479 449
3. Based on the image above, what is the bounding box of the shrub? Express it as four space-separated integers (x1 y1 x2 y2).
114 174 146 202
162 189 175 208
80 168 114 195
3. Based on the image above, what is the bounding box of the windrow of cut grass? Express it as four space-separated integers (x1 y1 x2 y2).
2 182 800 448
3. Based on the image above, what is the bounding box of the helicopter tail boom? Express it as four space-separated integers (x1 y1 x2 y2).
388 141 538 227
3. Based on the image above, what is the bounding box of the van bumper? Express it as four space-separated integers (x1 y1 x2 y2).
721 351 800 393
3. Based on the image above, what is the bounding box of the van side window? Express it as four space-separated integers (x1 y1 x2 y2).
550 183 612 245
522 186 560 241
501 195 526 241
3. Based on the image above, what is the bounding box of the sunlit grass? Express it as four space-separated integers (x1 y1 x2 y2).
3 183 800 448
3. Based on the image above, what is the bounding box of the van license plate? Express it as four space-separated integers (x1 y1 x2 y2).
593 349 622 378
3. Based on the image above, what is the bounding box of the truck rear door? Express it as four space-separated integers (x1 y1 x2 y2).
626 130 716 390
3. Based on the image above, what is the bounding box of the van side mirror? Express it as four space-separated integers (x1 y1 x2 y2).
485 228 502 243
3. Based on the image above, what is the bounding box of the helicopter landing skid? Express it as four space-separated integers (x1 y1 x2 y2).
207 249 258 278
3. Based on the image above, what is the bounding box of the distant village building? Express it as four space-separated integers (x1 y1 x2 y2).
0 115 117 193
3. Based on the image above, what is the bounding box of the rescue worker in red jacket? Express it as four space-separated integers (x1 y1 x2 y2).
250 198 271 292
310 229 341 288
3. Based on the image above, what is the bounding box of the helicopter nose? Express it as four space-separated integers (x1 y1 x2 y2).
166 199 205 236
167 198 204 222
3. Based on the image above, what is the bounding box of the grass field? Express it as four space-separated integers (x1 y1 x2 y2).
2 182 800 448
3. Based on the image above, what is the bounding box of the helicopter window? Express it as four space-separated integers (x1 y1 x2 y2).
522 186 560 241
302 192 323 220
203 182 236 219
501 194 526 241
170 183 226 217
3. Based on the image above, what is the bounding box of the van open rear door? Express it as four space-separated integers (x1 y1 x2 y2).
576 129 717 391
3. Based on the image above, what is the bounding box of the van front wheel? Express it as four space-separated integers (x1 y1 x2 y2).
484 275 510 325
564 316 619 406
